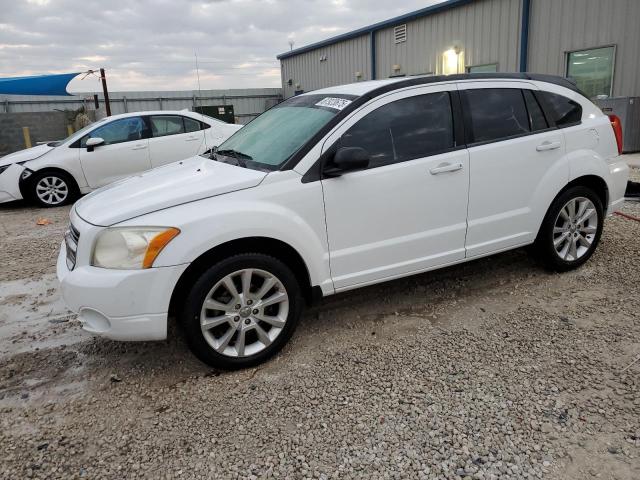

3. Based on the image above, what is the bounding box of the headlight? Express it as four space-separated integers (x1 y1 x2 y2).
91 227 180 269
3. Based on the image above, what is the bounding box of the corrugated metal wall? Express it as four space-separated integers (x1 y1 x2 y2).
528 0 640 98
0 88 282 124
375 0 522 78
280 35 371 99
279 0 640 99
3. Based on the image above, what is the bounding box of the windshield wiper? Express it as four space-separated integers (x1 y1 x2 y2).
216 149 252 160
214 148 253 168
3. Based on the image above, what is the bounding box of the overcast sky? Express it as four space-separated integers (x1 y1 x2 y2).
0 0 442 93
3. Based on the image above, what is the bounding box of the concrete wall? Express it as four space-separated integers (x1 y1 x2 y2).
374 0 522 78
0 111 74 156
0 88 283 125
528 0 640 98
280 35 371 99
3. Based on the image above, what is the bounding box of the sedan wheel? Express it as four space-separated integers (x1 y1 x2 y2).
29 172 76 207
36 176 68 205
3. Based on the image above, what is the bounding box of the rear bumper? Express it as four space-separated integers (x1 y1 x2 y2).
606 158 629 215
56 241 189 341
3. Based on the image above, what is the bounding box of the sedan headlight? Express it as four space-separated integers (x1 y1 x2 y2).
91 227 180 269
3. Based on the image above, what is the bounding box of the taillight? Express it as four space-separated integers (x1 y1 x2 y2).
608 114 623 155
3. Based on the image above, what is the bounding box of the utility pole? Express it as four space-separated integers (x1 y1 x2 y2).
100 68 111 117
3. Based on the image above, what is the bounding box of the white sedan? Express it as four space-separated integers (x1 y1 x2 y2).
0 110 242 207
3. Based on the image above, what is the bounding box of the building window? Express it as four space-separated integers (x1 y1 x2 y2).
467 63 498 74
566 46 615 99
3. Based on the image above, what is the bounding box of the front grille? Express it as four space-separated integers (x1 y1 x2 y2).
65 223 80 270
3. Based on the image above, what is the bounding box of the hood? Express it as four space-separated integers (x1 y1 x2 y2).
0 143 55 167
75 156 268 226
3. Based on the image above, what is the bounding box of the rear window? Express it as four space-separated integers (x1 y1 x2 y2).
463 89 530 143
523 90 549 132
150 115 185 137
538 92 582 127
184 117 202 133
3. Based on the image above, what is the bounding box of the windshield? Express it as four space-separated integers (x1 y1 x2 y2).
63 118 109 145
212 94 356 170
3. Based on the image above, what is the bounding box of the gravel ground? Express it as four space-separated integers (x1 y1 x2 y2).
0 168 639 480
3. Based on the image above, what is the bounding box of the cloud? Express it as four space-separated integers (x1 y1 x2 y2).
0 0 443 92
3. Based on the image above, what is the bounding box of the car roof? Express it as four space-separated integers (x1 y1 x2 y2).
302 73 588 100
104 110 205 121
305 77 412 97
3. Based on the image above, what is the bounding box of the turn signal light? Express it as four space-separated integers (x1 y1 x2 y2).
142 228 181 268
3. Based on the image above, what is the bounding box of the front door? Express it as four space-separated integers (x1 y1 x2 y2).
79 116 151 188
320 85 470 290
458 83 568 257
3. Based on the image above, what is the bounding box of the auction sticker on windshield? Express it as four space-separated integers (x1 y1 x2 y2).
315 97 352 110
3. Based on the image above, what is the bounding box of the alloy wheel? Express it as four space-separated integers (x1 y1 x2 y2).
199 268 290 358
35 176 69 205
552 196 599 261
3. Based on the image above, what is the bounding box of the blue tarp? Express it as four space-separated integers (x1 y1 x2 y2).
0 72 81 96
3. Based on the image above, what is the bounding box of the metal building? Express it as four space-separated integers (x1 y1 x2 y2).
277 0 640 101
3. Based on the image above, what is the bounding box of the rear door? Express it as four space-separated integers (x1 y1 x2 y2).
320 84 470 290
459 82 568 257
78 116 151 188
147 115 204 167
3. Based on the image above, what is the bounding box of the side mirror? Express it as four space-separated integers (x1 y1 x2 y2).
85 137 104 151
323 147 370 178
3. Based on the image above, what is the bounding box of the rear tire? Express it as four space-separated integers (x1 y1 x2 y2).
181 253 303 370
533 186 604 272
28 170 77 208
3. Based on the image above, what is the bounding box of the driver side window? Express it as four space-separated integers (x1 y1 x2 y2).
340 92 455 168
81 117 146 147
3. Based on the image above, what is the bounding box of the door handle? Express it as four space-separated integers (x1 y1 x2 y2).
185 136 200 142
132 144 147 150
536 141 561 152
429 162 463 175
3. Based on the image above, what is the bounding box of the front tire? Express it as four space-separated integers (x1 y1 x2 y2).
29 171 77 207
533 186 604 271
181 253 303 370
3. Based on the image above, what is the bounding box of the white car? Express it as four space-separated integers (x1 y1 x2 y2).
57 74 628 369
0 110 241 207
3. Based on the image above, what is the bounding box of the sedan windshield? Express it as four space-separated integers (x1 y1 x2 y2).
63 118 109 144
211 94 356 170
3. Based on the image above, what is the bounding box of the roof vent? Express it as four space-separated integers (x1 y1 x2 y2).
394 24 407 44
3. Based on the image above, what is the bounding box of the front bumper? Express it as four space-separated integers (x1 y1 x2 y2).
56 241 188 341
0 164 25 203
